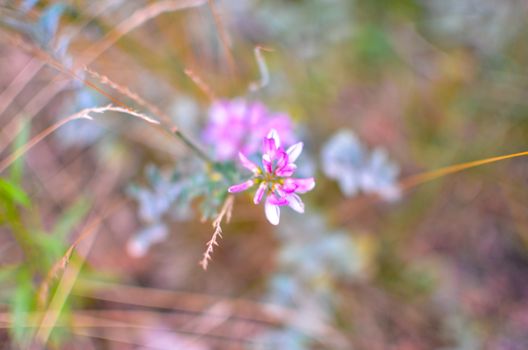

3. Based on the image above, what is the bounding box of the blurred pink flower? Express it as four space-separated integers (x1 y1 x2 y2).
202 99 296 161
228 129 315 225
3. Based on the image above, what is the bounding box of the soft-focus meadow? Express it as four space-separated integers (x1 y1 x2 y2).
1 0 528 349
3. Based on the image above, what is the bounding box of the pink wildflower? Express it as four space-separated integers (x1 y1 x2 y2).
202 99 296 161
228 129 315 225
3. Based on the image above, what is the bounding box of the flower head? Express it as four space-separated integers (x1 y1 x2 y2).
202 99 296 161
228 129 315 225
321 130 400 201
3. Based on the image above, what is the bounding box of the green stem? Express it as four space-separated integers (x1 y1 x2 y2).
172 129 215 165
171 129 238 184
4 205 40 274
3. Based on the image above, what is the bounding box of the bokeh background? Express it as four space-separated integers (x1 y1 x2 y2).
1 0 528 349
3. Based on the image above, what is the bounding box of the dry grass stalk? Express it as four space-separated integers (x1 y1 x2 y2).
207 0 237 77
81 0 207 65
5 36 215 165
340 149 528 227
36 198 127 311
199 195 234 270
1 0 206 153
0 0 115 121
72 279 348 348
184 68 217 101
249 46 274 92
83 66 174 125
0 57 42 118
399 149 528 190
0 105 159 174
34 195 127 347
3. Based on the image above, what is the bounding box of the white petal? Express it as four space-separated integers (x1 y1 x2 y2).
267 129 281 148
265 201 281 225
288 194 305 213
286 142 303 163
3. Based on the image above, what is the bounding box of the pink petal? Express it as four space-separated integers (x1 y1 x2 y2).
286 142 303 163
276 150 289 170
267 194 289 206
265 200 280 225
263 137 277 158
262 153 273 173
238 152 259 173
284 178 315 193
276 163 297 177
253 182 267 204
228 179 254 193
280 182 296 193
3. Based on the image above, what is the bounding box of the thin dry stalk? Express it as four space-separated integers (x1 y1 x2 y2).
177 302 236 349
36 145 127 313
1 0 205 152
184 68 217 101
340 149 528 227
1 35 144 114
0 57 42 118
399 149 528 190
101 105 161 125
5 35 216 165
0 0 115 120
0 105 159 174
0 76 70 153
34 195 127 348
82 0 207 65
33 229 97 347
73 279 348 348
36 198 128 310
83 66 173 125
0 110 90 174
249 46 274 92
0 310 265 347
199 195 234 270
207 0 236 76
69 325 250 349
0 1 123 151
74 279 278 324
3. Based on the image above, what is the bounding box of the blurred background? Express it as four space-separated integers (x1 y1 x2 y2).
1 0 528 349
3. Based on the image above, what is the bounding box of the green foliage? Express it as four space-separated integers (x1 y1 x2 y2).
354 25 396 68
128 160 237 254
52 198 90 240
0 124 90 346
0 178 30 209
0 184 90 345
10 118 29 183
34 198 90 266
11 268 34 343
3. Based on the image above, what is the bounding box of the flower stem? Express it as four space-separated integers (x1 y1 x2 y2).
171 128 216 165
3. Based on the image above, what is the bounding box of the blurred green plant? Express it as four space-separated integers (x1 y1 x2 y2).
0 120 90 347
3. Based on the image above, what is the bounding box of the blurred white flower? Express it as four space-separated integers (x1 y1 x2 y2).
321 130 365 197
130 166 184 223
127 223 168 258
321 130 401 201
360 148 401 201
